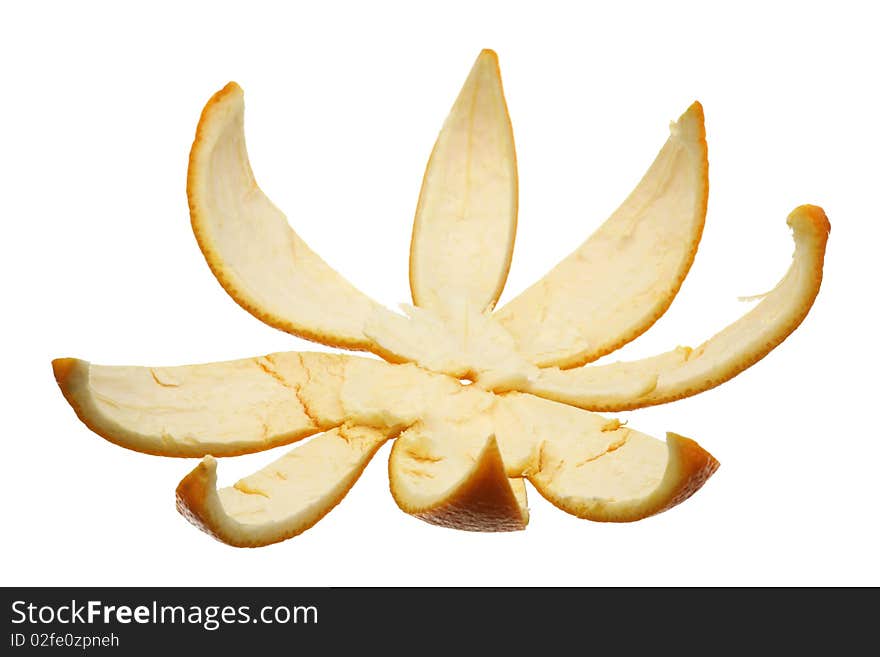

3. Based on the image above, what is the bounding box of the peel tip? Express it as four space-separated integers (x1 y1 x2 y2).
469 49 503 87
478 48 499 64
672 100 706 144
788 204 831 239
177 456 217 493
175 457 217 517
666 431 721 475
685 99 705 122
52 357 83 386
196 81 244 132
215 81 243 101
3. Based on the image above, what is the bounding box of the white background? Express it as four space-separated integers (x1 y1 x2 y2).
2 1 877 586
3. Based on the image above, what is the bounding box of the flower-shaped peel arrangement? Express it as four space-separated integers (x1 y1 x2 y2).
53 50 829 547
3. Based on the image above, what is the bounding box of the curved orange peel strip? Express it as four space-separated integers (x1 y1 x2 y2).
188 82 391 353
495 102 708 368
176 425 390 548
409 49 518 319
51 352 347 457
524 205 830 411
528 432 719 522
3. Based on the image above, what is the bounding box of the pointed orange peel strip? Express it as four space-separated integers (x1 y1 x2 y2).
495 102 708 368
409 49 518 320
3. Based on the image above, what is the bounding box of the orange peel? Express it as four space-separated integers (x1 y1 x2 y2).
52 50 828 546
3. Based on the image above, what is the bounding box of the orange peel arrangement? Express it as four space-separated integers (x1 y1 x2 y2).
52 50 829 547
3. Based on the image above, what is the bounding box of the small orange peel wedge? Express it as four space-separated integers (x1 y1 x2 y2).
389 425 529 532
